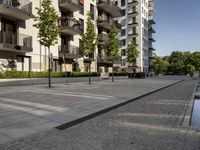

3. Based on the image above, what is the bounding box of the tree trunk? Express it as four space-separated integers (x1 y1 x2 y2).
131 67 134 80
89 58 91 84
112 62 114 82
48 47 51 87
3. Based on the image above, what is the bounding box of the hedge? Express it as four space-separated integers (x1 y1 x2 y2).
0 71 100 79
0 71 127 79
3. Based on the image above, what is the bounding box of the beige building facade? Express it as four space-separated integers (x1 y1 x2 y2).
0 0 156 74
0 0 122 73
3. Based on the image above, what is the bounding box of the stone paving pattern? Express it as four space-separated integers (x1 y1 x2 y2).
0 77 180 145
0 78 199 149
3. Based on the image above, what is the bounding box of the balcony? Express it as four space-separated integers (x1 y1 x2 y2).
128 30 139 38
128 19 139 28
97 0 122 17
98 55 112 67
98 33 109 44
128 9 139 17
0 31 32 53
128 0 139 7
149 34 156 42
59 0 79 12
59 44 82 59
98 16 121 31
149 19 155 24
0 0 32 21
60 17 81 36
149 44 155 51
149 27 156 33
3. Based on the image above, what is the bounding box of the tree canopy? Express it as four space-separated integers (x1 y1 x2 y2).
153 51 200 76
33 0 60 48
126 41 139 66
80 12 97 58
104 26 120 62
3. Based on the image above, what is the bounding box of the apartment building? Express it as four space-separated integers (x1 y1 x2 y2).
116 0 156 73
0 0 122 73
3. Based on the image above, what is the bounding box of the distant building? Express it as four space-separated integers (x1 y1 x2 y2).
115 0 156 73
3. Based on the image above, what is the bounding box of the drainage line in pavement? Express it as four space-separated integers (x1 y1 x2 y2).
56 80 184 130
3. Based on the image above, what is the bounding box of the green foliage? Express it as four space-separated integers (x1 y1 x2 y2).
185 64 195 76
33 0 60 48
154 51 200 75
80 12 97 58
126 41 139 66
0 71 101 79
189 52 200 71
104 26 120 62
153 56 169 75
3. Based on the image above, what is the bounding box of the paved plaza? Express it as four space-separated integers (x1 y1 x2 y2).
0 76 199 149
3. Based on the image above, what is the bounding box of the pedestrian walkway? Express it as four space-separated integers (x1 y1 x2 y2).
0 77 183 145
0 77 198 150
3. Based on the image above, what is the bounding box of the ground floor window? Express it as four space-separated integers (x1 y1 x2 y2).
16 56 31 71
52 59 60 72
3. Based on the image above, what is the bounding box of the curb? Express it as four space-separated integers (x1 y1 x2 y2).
182 82 197 126
56 80 184 130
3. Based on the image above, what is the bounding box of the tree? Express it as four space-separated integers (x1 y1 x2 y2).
126 41 139 79
34 0 60 87
80 12 97 84
153 56 169 75
104 26 120 82
189 52 200 71
185 64 195 76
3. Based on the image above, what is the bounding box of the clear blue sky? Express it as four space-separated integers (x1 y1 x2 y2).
154 0 200 56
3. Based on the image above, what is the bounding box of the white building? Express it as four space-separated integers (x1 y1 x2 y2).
116 0 156 73
0 0 122 73
0 0 157 74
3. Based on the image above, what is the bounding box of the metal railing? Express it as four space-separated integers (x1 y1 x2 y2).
0 31 32 50
0 0 32 14
59 44 82 57
128 0 138 4
60 18 80 32
59 0 79 5
98 15 121 29
98 0 121 14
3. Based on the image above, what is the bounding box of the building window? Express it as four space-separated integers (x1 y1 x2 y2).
121 0 125 7
90 4 94 20
121 39 126 46
16 56 31 71
121 9 126 16
79 19 84 33
121 29 126 36
121 49 126 56
79 2 84 15
121 59 126 66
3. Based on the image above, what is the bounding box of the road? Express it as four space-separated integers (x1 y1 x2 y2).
0 79 199 150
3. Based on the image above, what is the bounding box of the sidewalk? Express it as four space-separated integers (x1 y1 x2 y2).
0 77 187 145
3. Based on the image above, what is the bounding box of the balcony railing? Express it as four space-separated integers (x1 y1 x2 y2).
60 17 81 35
0 31 32 52
59 0 79 12
0 0 32 20
128 19 139 27
128 0 139 7
59 44 83 58
98 15 121 30
128 9 139 17
98 0 122 17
